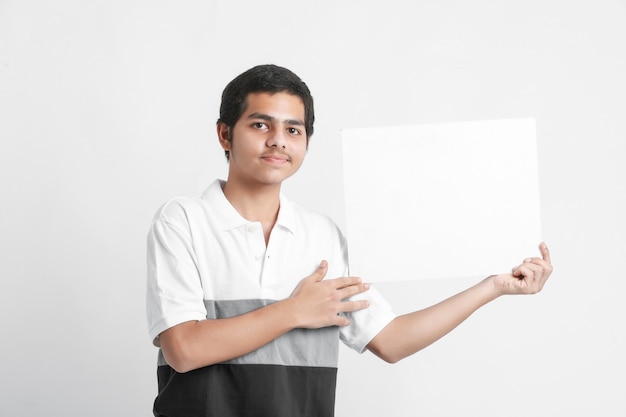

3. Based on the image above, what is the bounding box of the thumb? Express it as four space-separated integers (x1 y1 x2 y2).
308 260 328 282
540 242 551 264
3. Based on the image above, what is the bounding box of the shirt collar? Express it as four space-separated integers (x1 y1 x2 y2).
276 193 296 234
201 179 296 234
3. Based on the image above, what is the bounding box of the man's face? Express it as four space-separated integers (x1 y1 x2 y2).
219 92 308 187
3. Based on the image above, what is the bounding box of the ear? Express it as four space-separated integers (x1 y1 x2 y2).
216 122 231 151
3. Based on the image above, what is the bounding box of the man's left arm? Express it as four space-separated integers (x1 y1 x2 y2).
366 243 553 363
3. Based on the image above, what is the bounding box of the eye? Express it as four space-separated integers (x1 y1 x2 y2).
287 127 301 136
252 122 267 129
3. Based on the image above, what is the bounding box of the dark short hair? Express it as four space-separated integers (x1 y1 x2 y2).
217 64 315 160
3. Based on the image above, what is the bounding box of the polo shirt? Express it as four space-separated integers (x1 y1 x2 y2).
146 179 395 417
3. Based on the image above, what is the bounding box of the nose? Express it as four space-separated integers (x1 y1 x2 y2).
267 129 287 149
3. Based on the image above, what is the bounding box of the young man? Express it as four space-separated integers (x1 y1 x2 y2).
146 64 553 417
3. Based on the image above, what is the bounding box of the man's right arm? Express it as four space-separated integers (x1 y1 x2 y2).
159 260 370 373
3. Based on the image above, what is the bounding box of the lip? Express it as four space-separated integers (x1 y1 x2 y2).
261 154 290 163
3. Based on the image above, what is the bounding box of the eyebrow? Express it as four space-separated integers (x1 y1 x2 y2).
246 112 305 127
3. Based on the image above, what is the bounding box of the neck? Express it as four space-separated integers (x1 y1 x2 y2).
222 178 281 243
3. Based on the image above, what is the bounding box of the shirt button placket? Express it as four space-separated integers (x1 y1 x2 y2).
246 223 265 285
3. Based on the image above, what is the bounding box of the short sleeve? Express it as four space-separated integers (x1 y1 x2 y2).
334 226 395 353
339 285 395 353
146 202 207 345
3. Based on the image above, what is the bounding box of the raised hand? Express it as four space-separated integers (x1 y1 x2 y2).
288 260 371 328
493 242 553 295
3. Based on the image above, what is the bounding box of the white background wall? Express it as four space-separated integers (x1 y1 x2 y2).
1 1 624 416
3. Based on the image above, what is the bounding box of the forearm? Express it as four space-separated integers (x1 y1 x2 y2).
160 297 301 373
367 276 501 363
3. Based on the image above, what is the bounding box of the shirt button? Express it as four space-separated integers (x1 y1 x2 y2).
255 255 262 261
247 225 257 233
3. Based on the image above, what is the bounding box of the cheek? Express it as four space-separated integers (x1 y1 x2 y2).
292 147 307 168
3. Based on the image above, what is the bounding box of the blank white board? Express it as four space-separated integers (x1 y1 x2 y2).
341 118 542 283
